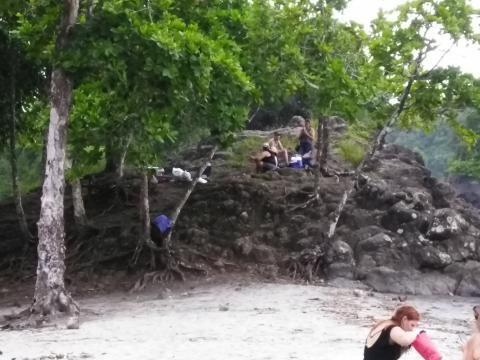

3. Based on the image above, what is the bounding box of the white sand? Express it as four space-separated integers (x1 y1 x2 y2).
0 279 477 360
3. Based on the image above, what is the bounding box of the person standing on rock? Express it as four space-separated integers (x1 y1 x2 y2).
364 305 442 360
298 118 315 157
462 305 480 360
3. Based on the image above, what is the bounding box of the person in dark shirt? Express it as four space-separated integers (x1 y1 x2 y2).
364 305 421 360
298 118 315 156
250 143 278 172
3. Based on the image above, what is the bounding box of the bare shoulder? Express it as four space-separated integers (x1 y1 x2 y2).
471 333 480 344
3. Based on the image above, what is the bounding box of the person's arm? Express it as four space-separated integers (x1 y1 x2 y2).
304 127 314 141
390 326 419 347
277 139 284 150
250 151 262 161
251 150 270 161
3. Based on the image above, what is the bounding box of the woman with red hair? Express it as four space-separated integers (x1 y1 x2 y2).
364 305 441 360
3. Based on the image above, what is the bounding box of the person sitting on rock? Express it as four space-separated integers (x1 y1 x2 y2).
463 305 480 360
250 143 278 173
268 131 289 166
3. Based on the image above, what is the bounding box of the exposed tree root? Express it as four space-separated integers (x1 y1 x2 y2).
286 246 326 282
129 247 210 292
1 289 79 330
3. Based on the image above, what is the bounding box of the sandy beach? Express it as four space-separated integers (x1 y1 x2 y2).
0 278 477 360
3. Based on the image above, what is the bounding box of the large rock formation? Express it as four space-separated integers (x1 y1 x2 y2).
1 119 479 297
172 124 480 296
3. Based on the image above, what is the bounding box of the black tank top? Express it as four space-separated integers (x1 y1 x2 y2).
364 325 403 360
262 150 277 166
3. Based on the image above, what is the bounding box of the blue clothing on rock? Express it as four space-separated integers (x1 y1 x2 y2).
152 214 172 234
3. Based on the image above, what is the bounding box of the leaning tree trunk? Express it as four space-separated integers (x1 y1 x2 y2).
327 53 421 240
8 52 32 242
33 0 80 327
163 146 217 255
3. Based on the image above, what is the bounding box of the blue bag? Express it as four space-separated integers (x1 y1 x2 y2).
152 214 172 234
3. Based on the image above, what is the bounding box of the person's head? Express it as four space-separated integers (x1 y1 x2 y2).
391 305 420 331
273 132 281 140
474 305 480 330
291 115 305 127
305 118 311 128
262 142 270 151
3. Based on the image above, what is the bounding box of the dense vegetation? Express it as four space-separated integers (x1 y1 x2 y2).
1 1 479 198
0 0 479 324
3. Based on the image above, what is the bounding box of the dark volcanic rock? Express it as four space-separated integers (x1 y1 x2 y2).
2 124 480 297
363 267 456 295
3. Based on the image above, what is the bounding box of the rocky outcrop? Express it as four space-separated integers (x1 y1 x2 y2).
1 119 479 297
174 133 480 296
334 144 480 295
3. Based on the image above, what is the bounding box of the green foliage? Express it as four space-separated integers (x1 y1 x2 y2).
389 109 480 178
62 0 253 172
0 149 42 201
336 139 365 166
334 123 371 166
450 157 480 178
228 136 265 169
1 0 480 192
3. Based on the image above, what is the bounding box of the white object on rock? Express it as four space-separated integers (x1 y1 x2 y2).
172 167 192 182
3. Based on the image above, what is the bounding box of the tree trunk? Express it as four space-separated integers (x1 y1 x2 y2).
8 51 32 242
104 136 131 179
33 0 80 326
40 126 49 181
117 133 132 179
71 178 87 228
163 146 217 252
326 55 421 240
319 117 329 172
140 172 151 243
313 116 328 201
104 139 120 174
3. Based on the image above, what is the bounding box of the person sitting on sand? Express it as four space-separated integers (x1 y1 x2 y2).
463 305 480 360
250 143 278 173
268 132 289 166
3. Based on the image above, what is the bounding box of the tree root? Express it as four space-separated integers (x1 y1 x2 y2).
286 246 326 282
1 289 80 330
129 250 209 293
